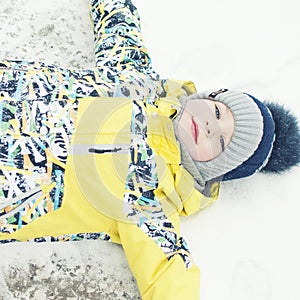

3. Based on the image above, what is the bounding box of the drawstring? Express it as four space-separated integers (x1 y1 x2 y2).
88 147 122 154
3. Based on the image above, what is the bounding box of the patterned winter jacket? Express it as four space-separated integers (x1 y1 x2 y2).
0 0 219 299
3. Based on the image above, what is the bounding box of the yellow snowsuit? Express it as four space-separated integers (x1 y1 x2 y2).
0 0 219 298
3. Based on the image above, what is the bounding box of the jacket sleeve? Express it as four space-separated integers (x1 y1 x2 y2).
89 0 153 72
117 213 200 300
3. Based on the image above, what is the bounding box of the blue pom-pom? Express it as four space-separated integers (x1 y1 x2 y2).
262 102 300 173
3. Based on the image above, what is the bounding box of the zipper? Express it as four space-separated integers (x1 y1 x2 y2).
71 144 130 155
89 147 122 154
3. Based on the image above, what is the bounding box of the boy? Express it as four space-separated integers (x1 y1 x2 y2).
0 0 299 299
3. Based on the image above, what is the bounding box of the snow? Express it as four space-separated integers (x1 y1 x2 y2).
1 0 300 299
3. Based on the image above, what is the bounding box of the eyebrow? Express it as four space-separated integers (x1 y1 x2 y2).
224 105 231 115
222 105 234 145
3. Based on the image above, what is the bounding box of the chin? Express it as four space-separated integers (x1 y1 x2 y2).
185 143 198 161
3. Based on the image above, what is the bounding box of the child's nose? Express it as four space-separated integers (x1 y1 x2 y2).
205 121 211 136
205 120 220 137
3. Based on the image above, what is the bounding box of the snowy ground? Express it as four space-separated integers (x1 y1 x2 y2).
0 0 300 299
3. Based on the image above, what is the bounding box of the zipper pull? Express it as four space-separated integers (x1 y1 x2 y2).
88 147 122 154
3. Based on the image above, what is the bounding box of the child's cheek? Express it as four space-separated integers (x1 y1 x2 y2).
195 141 215 162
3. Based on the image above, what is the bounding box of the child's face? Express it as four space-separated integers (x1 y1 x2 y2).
177 99 234 161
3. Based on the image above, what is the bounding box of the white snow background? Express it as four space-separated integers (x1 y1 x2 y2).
0 0 300 299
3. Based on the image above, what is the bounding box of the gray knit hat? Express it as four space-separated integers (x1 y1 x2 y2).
173 88 269 190
196 88 266 181
174 88 300 192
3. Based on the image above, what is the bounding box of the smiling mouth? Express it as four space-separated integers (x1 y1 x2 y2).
191 117 199 144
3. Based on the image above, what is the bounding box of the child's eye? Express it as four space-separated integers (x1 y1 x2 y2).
220 136 225 151
215 105 221 119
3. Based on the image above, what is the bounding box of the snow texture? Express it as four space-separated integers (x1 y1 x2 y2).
1 0 300 299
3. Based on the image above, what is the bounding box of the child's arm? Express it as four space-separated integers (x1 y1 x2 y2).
89 0 154 75
118 214 200 300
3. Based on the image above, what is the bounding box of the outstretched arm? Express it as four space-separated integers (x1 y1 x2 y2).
89 0 154 77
